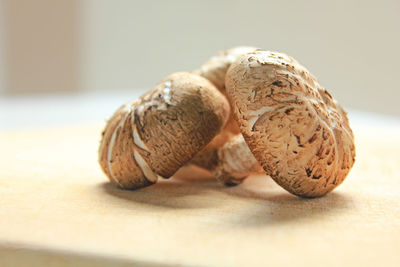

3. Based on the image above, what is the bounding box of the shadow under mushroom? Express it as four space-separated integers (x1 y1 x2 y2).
99 169 352 226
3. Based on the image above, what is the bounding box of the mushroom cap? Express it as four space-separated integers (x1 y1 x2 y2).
226 50 356 197
99 72 230 189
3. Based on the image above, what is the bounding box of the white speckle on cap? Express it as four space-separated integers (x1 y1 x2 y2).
248 106 275 131
163 81 172 103
130 114 149 151
133 150 158 183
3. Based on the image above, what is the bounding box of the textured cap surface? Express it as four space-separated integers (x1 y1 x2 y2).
226 51 356 197
99 72 230 189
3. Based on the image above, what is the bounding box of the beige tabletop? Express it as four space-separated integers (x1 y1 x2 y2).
0 122 399 267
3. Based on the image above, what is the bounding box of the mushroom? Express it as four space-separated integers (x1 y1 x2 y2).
225 50 356 197
98 72 230 189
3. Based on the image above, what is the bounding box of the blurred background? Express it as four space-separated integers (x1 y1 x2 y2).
0 0 399 129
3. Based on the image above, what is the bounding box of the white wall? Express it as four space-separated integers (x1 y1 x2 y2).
1 0 79 94
0 1 4 93
80 0 400 116
2 0 400 116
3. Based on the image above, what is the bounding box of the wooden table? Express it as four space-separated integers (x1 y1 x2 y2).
1 122 399 267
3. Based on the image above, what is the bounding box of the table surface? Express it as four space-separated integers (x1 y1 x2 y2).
1 96 400 266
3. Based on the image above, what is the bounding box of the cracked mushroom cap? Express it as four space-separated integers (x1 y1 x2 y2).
226 50 356 197
98 72 230 189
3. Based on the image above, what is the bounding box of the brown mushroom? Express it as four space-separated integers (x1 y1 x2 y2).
226 50 356 197
98 72 230 189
